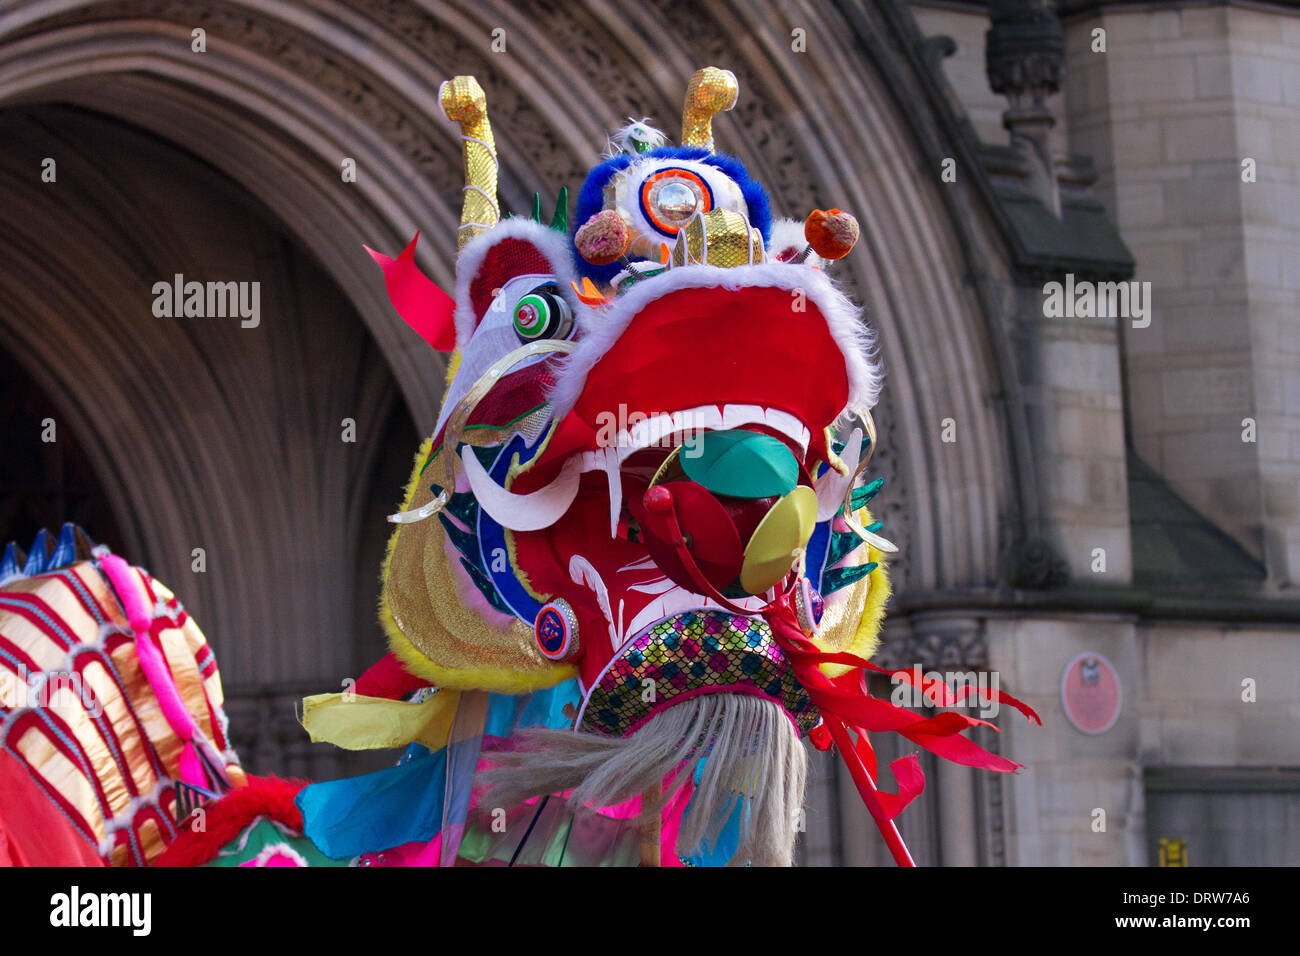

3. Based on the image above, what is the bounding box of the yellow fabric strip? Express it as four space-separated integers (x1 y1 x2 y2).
300 690 460 752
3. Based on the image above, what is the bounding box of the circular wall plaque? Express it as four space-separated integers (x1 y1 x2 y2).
1061 652 1122 735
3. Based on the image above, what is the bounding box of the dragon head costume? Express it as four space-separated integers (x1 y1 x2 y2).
0 68 1039 870
292 67 1039 867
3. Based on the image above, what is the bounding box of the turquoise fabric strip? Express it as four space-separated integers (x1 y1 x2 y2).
295 679 582 862
296 744 447 860
681 757 744 866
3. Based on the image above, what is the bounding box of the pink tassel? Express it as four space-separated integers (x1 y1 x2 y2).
178 741 206 790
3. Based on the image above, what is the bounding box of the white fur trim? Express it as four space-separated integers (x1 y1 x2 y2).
547 262 880 421
766 217 804 259
244 841 310 867
605 118 668 158
766 217 827 268
452 218 580 349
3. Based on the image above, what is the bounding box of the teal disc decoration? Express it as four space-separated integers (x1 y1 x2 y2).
680 429 799 499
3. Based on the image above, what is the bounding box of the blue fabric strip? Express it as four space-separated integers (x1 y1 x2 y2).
682 757 744 866
295 679 583 861
296 745 447 860
503 679 581 735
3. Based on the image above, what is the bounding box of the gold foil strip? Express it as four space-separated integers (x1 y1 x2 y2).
384 462 569 684
670 209 764 268
440 75 500 250
390 339 575 525
839 412 898 553
681 67 738 150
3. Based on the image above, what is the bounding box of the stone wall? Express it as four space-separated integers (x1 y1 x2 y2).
1063 3 1300 588
987 610 1300 866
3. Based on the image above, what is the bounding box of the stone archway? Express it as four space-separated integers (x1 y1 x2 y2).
0 103 414 777
0 0 1026 592
0 2 1028 799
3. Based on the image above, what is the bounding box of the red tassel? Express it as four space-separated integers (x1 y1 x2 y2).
859 660 1042 725
765 594 1036 774
824 717 915 866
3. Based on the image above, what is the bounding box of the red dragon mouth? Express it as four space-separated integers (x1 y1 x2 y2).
500 276 862 690
567 283 850 469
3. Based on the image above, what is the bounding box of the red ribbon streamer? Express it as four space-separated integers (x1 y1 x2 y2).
764 593 1037 774
365 232 457 353
637 484 1042 866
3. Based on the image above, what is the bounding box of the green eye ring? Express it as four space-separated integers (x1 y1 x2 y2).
513 294 549 337
512 289 573 342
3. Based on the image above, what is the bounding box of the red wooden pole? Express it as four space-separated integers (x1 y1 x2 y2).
825 716 915 867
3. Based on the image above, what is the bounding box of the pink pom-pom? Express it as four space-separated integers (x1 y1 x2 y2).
575 210 630 266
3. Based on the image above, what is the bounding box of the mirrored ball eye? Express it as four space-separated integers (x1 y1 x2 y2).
656 181 699 220
639 168 712 235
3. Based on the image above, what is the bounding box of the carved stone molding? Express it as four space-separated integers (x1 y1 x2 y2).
874 614 988 671
6 1 1062 595
974 725 1009 866
1003 536 1071 589
986 0 1065 109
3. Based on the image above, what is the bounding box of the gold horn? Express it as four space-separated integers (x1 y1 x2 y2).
681 67 738 150
439 75 500 250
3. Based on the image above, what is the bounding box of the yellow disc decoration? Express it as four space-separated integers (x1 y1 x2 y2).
739 486 818 594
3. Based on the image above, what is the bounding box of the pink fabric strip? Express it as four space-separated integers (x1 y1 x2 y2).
99 554 206 789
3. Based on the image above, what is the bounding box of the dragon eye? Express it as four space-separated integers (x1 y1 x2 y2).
640 168 712 235
513 287 573 342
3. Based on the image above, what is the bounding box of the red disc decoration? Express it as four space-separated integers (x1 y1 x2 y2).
631 481 743 593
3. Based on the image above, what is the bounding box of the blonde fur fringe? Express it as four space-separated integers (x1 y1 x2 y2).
482 693 807 866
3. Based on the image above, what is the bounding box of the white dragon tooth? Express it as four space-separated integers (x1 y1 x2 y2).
639 415 663 448
814 426 862 522
722 403 765 431
695 405 724 431
628 412 673 451
764 408 810 457
603 445 623 538
461 446 582 531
